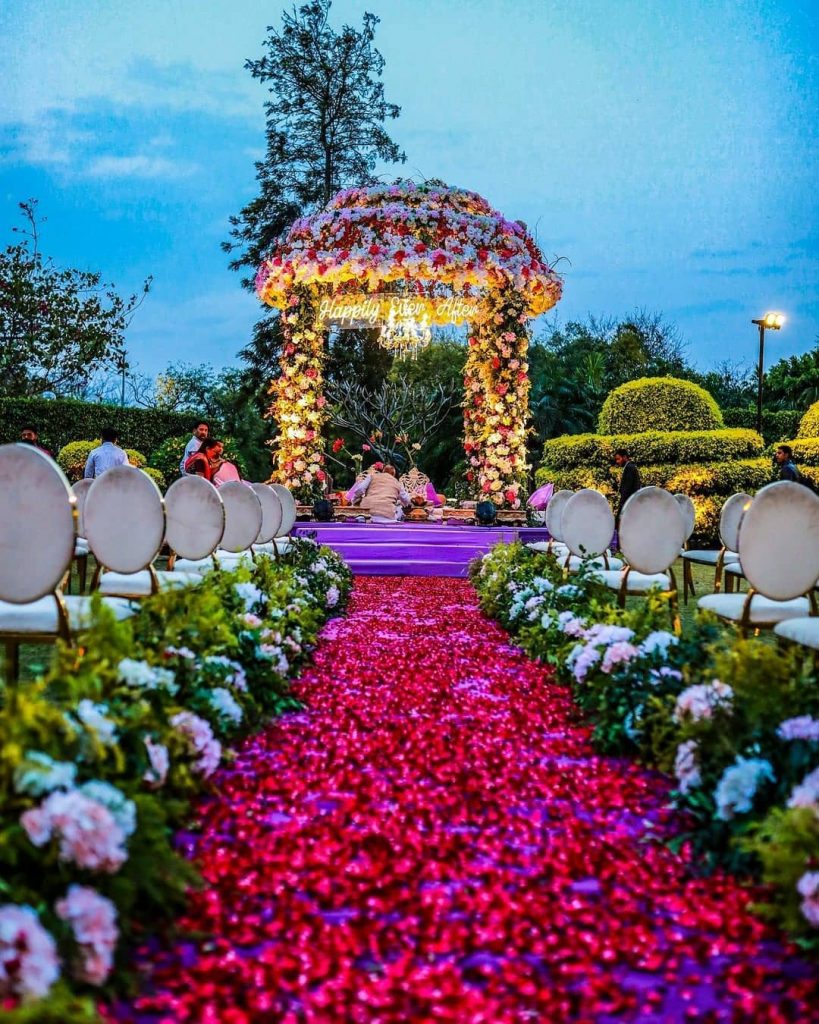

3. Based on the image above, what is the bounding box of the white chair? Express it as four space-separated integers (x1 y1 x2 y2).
0 445 134 679
70 478 93 593
88 466 201 599
246 484 285 557
681 492 748 603
561 489 622 572
268 483 297 556
592 487 686 628
674 493 696 549
165 475 226 570
698 482 819 636
527 489 573 557
175 482 263 574
774 615 819 652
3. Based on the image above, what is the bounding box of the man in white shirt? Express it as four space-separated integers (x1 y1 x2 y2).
84 427 129 478
180 420 211 474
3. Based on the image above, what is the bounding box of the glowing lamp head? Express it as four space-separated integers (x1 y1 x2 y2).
764 311 785 329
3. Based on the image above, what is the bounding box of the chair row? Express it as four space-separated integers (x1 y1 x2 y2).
0 444 297 677
528 482 819 645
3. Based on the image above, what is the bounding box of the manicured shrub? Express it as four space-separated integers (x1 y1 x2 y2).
0 397 195 457
542 428 762 471
790 438 819 466
598 377 724 434
149 435 250 485
56 441 148 482
797 401 819 439
141 466 166 491
723 407 802 445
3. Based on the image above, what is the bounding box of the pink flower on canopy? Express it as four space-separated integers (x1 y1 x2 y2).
0 904 59 1000
20 790 127 873
55 885 118 986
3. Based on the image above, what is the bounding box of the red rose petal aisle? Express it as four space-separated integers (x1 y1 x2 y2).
117 578 814 1023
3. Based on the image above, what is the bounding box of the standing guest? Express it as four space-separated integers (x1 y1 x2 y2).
613 447 641 523
84 427 129 479
184 438 224 483
180 420 210 474
356 464 411 523
774 444 801 482
19 425 53 458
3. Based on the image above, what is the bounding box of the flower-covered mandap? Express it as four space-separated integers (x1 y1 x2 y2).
256 181 563 506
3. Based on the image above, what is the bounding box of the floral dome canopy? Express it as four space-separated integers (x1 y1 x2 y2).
255 181 563 326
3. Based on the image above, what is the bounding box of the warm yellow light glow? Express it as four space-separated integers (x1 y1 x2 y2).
764 311 786 329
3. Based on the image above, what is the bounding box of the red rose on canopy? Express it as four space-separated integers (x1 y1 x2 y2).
332 438 344 454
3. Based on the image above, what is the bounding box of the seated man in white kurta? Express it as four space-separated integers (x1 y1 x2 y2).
356 465 411 523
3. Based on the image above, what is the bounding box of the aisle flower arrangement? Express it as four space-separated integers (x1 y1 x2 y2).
471 542 819 950
0 539 351 1018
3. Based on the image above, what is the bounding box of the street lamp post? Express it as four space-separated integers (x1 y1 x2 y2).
751 312 785 435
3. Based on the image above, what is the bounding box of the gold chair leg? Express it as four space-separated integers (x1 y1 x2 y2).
682 559 693 605
4 641 20 682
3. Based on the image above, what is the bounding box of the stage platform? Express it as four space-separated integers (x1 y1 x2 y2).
293 521 550 577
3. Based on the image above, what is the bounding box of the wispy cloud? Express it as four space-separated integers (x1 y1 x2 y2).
86 154 198 180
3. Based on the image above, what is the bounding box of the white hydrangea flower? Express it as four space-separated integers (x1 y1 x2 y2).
234 582 264 612
78 781 137 838
76 700 117 746
796 872 819 927
326 585 340 607
117 658 177 694
583 624 635 647
557 611 586 637
639 631 679 657
14 752 76 797
714 756 774 820
787 765 819 813
572 644 601 683
209 688 243 727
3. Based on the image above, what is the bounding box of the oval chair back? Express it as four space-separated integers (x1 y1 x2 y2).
619 487 686 575
0 444 75 604
85 466 165 575
71 478 93 538
719 492 752 552
164 475 225 561
269 484 297 537
219 482 263 553
562 489 614 559
737 481 819 600
673 493 696 544
251 484 283 544
545 489 573 544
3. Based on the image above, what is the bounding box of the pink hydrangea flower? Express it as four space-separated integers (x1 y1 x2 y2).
787 765 819 813
143 736 169 788
797 872 819 927
55 885 118 985
777 716 819 742
601 642 640 674
674 680 733 722
20 790 127 873
171 712 222 778
674 740 702 794
0 904 60 1000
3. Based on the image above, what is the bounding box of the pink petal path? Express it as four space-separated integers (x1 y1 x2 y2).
116 577 816 1023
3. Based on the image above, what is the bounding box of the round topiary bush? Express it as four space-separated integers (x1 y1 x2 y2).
141 466 166 491
597 377 724 435
56 440 147 482
797 401 819 438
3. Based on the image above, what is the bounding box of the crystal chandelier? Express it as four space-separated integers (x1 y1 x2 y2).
377 308 432 360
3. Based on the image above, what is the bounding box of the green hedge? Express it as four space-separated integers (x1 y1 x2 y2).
536 458 770 497
598 377 723 434
541 428 763 472
797 401 819 439
0 397 195 456
723 406 802 445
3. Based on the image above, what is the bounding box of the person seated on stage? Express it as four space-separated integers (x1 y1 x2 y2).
184 438 224 483
356 464 411 523
424 481 445 507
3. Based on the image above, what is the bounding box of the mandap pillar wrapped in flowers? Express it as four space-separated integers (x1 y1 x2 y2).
256 181 562 507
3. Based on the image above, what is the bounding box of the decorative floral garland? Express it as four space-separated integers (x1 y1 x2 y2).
464 289 531 508
269 286 327 500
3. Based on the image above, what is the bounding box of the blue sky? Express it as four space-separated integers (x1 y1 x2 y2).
1 0 817 378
